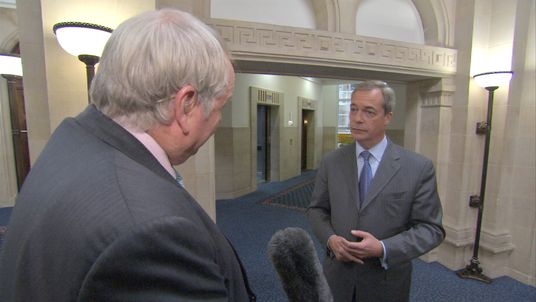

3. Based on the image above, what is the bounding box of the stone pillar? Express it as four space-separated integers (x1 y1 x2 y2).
336 0 359 34
504 0 536 285
406 77 454 262
437 0 519 279
0 6 19 207
0 75 18 207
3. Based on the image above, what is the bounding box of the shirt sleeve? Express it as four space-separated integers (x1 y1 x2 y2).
379 240 389 269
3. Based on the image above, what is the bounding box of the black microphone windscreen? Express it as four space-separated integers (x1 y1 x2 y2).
267 227 333 302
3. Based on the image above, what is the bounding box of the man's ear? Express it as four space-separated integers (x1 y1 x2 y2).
384 111 393 126
174 85 197 134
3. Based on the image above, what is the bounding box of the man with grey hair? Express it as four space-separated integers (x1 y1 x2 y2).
308 80 444 301
0 9 255 301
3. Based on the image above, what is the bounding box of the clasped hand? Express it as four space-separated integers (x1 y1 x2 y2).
328 230 383 264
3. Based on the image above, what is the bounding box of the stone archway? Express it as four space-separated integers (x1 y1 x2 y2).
309 0 339 31
413 0 452 47
309 0 452 47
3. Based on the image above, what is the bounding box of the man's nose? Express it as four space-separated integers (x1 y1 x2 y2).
353 111 364 122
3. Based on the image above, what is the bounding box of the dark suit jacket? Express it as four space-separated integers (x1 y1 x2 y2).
308 141 445 302
0 105 254 302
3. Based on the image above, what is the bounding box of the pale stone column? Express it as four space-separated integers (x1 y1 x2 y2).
0 7 19 207
0 75 18 207
16 0 52 165
157 0 210 18
432 0 482 272
175 139 217 221
321 84 338 156
505 0 536 285
336 0 359 34
406 78 454 262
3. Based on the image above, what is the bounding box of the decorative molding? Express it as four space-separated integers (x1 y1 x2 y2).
206 18 457 77
479 230 516 254
298 96 317 110
250 86 282 106
419 78 455 108
443 223 515 254
421 91 453 108
443 223 474 247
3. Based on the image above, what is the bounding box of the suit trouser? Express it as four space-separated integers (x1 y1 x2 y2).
351 259 412 302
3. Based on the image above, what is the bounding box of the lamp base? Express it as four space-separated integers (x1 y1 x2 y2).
456 257 492 283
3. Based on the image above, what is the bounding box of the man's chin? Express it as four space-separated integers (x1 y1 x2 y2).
351 132 366 141
187 146 200 158
171 147 199 165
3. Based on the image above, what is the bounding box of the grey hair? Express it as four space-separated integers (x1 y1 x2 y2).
352 80 396 114
90 9 230 130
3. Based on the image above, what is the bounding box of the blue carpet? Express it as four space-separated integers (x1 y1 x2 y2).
217 171 536 302
217 172 321 301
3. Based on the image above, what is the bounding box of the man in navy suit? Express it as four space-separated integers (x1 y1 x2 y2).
308 80 445 302
0 9 255 301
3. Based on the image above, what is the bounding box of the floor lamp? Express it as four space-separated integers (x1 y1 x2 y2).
457 70 513 283
53 22 112 102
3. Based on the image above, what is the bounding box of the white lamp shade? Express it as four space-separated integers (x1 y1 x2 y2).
53 22 112 57
0 54 23 76
473 71 513 89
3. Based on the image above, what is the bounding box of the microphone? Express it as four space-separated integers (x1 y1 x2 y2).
267 227 333 302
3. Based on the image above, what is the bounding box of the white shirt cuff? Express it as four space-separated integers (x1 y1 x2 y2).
379 241 389 269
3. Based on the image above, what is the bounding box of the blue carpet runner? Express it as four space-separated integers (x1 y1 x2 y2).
261 178 315 211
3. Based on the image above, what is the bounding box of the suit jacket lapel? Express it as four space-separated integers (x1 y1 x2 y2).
76 105 177 185
339 143 359 212
361 141 401 210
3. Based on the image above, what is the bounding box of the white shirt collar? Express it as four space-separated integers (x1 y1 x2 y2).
356 136 388 162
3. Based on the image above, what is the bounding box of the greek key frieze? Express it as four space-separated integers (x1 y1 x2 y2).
207 19 456 75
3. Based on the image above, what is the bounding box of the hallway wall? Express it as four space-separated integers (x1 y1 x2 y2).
216 74 326 199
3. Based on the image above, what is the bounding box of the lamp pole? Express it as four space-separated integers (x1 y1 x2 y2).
457 86 497 283
457 70 512 284
78 55 100 100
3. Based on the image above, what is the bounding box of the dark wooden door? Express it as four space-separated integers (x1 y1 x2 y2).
4 75 30 190
256 105 271 183
301 110 308 170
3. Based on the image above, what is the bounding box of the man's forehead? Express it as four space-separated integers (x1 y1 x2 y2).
352 91 383 102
